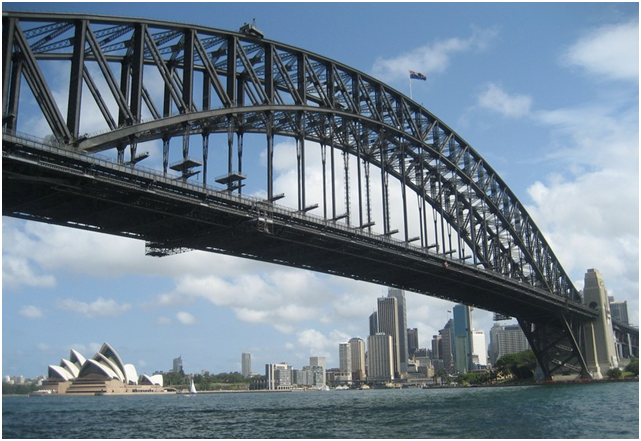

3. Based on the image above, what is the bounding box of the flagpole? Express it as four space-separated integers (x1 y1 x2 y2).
409 77 413 100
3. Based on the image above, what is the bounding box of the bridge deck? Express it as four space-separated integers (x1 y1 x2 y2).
2 134 597 323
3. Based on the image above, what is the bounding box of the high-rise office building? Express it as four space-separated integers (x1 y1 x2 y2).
339 343 352 376
241 353 251 378
388 288 409 374
407 328 419 358
172 356 183 374
309 356 326 372
431 334 442 360
349 338 366 380
488 323 530 365
367 333 394 381
377 296 401 377
369 311 378 336
439 319 455 374
453 304 473 373
471 331 487 367
309 357 326 387
609 297 630 325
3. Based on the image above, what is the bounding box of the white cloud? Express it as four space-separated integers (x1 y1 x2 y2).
563 20 639 82
19 305 44 319
371 26 499 82
477 83 532 118
294 328 351 363
524 101 638 324
156 316 173 325
176 311 198 325
69 342 103 356
2 256 56 289
56 297 132 318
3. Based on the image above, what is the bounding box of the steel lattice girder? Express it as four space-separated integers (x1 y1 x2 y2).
3 11 578 305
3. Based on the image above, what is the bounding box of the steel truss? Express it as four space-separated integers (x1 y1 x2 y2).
3 11 613 378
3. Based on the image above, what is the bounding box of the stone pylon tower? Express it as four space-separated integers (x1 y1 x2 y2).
583 269 618 378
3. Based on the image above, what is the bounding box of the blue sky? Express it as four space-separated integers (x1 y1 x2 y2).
2 2 638 379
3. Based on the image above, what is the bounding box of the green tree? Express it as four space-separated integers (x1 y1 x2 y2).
624 358 638 376
606 368 622 379
2 382 39 395
495 350 537 380
456 372 479 386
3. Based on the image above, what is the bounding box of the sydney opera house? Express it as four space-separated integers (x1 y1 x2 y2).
39 343 165 395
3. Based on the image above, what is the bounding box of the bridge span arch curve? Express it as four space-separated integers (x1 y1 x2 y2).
4 11 609 379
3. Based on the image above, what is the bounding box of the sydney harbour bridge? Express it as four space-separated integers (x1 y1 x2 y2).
3 12 637 380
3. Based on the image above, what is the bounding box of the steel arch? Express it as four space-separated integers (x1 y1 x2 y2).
2 11 578 303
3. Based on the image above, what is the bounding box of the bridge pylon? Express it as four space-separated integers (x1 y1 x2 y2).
582 268 619 379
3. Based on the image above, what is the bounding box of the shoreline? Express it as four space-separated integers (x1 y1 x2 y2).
5 376 637 397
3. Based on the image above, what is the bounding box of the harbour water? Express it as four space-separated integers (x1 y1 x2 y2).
3 382 638 439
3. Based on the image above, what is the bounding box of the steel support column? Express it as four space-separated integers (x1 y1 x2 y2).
518 315 591 380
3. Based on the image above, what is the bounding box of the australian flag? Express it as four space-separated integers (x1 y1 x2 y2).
409 70 427 81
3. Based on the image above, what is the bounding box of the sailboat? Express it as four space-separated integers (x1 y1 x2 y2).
178 378 197 396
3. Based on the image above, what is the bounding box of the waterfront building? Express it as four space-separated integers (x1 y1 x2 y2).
39 343 163 395
265 362 292 390
349 337 367 380
241 353 251 378
488 323 530 364
388 288 409 375
369 311 378 336
172 355 183 374
377 296 401 377
407 328 419 359
306 365 326 388
367 333 394 382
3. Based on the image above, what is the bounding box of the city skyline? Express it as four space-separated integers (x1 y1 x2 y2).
3 2 638 379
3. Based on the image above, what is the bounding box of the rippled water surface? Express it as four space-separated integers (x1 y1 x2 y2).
3 382 638 438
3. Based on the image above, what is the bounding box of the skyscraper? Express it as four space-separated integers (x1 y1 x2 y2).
388 288 409 374
172 356 183 374
349 337 366 380
241 353 251 378
377 296 401 377
452 304 473 373
339 343 352 376
367 333 394 381
369 311 378 336
471 331 487 368
439 319 455 374
407 328 419 359
309 357 326 387
431 334 442 360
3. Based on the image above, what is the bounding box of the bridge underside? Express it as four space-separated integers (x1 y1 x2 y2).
3 138 598 378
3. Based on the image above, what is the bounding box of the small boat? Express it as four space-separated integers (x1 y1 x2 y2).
177 378 198 396
29 390 52 396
